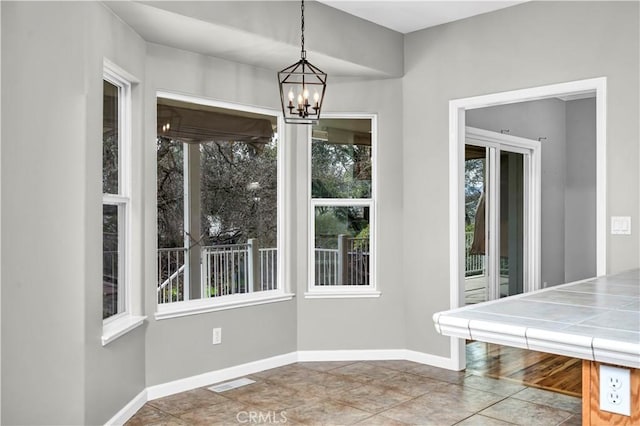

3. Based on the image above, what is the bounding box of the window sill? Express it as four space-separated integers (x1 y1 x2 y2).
304 289 381 299
155 292 295 320
102 314 147 346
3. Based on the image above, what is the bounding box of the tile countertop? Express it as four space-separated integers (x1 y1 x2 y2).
433 269 640 369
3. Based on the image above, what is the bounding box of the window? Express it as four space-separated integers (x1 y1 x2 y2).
156 93 289 318
308 115 378 297
102 76 129 320
102 61 144 345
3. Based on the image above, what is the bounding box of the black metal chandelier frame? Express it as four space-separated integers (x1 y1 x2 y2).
277 0 327 125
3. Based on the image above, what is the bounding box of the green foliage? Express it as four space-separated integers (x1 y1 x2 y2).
311 141 371 199
157 137 278 249
465 158 484 226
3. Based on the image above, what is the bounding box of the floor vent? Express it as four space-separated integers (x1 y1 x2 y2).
208 377 256 393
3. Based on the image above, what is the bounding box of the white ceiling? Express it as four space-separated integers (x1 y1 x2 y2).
317 1 527 34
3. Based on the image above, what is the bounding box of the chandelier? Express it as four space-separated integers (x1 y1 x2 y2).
277 0 327 124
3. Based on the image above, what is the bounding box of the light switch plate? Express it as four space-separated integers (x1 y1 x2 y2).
611 216 631 235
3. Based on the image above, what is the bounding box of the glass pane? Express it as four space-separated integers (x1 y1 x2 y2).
103 80 119 194
314 206 370 286
103 204 119 319
311 118 372 198
465 145 488 304
199 137 278 296
156 97 279 302
500 150 524 298
157 138 186 303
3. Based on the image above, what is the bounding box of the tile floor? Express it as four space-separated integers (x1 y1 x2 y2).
126 360 582 425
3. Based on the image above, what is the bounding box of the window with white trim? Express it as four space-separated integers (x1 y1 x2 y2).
308 116 378 297
155 93 288 318
102 70 131 321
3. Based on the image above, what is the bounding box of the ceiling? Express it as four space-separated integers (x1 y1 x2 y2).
105 1 529 77
316 1 527 34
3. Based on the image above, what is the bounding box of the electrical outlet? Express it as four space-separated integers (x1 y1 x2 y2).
600 364 630 416
212 328 222 345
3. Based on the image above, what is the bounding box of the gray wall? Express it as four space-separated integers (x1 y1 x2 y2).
1 0 638 423
565 98 597 282
466 97 597 287
403 1 639 357
143 44 298 386
1 2 147 424
295 77 406 351
467 98 568 287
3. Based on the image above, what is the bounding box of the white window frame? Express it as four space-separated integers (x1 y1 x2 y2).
102 60 145 345
154 91 293 320
306 113 380 298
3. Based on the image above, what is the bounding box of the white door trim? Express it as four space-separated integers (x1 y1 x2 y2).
465 127 542 301
448 77 607 370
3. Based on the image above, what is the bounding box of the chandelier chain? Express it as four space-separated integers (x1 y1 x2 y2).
301 0 305 56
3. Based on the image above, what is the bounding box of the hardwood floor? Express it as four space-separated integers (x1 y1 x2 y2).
466 341 583 397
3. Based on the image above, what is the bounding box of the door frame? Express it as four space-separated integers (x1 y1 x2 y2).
448 77 607 370
465 127 541 302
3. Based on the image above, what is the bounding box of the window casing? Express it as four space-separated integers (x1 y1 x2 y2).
307 115 379 297
155 92 290 319
102 61 144 345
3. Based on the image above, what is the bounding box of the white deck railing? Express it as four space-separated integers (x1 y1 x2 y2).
465 231 485 276
315 248 339 285
259 247 278 291
158 247 187 303
202 243 250 297
314 236 370 286
158 241 278 303
158 233 482 303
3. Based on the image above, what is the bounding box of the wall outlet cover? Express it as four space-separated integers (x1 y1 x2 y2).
599 364 631 416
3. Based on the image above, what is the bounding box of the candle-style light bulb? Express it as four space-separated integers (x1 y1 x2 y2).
303 88 309 104
287 89 294 110
313 92 320 110
297 94 303 109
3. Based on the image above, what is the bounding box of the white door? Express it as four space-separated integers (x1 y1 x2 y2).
464 127 540 304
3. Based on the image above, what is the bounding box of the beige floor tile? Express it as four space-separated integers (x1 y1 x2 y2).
356 413 411 425
147 388 228 416
370 371 445 397
558 413 582 426
479 398 575 425
455 414 516 425
462 375 527 397
252 363 304 380
510 387 582 413
126 361 580 426
329 382 414 413
408 364 469 385
178 400 249 425
221 380 321 411
329 362 401 383
285 399 371 425
125 405 186 426
378 396 476 425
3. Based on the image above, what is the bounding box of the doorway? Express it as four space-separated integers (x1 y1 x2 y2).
447 77 607 370
464 128 540 305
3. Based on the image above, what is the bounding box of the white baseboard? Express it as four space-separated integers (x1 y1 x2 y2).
297 349 458 371
105 388 148 426
146 352 297 400
110 349 457 425
404 349 460 370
